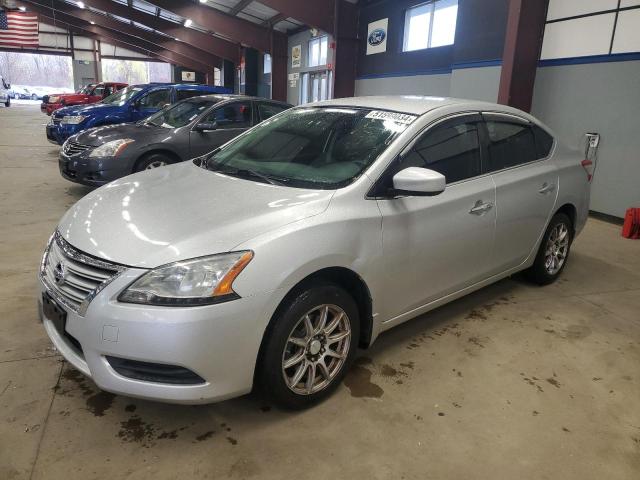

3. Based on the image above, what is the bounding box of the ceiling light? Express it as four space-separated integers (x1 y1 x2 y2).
19 6 26 11
174 37 180 41
199 0 208 3
90 21 95 25
77 1 85 8
184 18 193 27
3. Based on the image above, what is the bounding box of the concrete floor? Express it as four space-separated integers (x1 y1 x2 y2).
1 104 639 480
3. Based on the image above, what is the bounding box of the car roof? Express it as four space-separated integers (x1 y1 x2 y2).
310 95 511 116
180 94 291 105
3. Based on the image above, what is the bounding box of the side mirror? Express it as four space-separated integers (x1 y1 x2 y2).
194 121 217 132
392 167 446 196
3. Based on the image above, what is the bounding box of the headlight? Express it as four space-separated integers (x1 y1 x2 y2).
118 251 253 306
89 139 135 158
49 96 60 103
61 115 85 125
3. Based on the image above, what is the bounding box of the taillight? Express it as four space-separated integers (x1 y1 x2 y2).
581 159 594 182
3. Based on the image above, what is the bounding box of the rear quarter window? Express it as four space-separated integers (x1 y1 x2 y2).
532 125 554 159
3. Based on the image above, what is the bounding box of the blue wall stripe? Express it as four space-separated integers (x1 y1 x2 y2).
539 52 640 67
356 59 503 80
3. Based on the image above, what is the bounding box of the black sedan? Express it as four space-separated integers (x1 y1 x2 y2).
58 95 291 186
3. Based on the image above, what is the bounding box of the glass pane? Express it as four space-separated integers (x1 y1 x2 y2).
207 102 252 129
263 53 272 74
485 121 537 171
312 77 320 102
431 0 458 47
319 37 328 65
309 39 320 67
204 107 414 189
320 77 327 101
404 4 431 51
300 73 309 104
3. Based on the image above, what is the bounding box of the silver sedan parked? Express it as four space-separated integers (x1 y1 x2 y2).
38 96 591 409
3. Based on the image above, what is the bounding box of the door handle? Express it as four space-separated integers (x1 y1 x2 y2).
469 200 494 215
538 182 556 195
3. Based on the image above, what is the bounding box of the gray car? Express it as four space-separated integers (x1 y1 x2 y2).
58 95 291 186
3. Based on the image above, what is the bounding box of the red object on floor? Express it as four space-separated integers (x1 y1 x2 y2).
622 208 640 239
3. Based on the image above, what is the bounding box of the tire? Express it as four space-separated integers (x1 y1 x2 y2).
134 152 174 172
4 97 9 107
258 282 360 409
31 94 37 100
525 212 573 285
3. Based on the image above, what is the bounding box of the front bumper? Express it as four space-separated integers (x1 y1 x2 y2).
42 103 61 115
58 151 133 187
38 269 280 404
46 122 84 145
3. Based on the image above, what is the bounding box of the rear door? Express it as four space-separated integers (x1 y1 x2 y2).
482 113 558 273
189 100 253 157
375 113 497 318
131 87 172 121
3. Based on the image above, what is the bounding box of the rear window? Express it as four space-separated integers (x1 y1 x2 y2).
532 125 554 159
485 120 537 172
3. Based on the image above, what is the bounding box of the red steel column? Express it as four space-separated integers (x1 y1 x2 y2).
497 0 549 112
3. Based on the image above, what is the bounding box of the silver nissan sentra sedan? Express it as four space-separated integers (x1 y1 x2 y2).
38 96 592 409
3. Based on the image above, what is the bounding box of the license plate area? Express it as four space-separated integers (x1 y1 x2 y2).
42 292 67 336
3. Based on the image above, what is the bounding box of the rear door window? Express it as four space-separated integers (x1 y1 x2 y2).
138 88 172 109
484 119 537 172
205 101 252 129
397 115 483 184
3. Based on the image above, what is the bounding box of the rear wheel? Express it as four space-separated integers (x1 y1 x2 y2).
134 152 174 172
525 212 573 285
258 282 359 409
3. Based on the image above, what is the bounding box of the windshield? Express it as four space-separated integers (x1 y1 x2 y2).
145 97 219 128
79 84 96 95
102 86 143 106
201 107 415 189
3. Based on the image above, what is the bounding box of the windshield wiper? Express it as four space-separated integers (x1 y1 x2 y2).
208 164 286 186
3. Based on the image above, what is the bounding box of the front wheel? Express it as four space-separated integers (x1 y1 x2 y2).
258 282 359 409
134 152 173 172
525 212 573 285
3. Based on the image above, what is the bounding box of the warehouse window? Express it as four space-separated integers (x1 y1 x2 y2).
308 36 328 67
403 0 458 52
264 53 272 74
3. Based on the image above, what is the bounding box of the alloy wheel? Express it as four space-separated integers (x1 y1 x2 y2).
145 160 167 169
282 304 351 395
544 222 569 275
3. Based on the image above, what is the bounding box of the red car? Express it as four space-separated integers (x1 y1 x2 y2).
41 82 127 115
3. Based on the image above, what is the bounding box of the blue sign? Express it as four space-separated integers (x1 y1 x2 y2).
368 28 386 46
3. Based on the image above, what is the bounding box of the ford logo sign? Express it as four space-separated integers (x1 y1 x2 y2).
368 28 386 46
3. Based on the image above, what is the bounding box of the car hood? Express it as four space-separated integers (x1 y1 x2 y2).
52 93 87 100
55 103 120 118
57 162 334 268
73 122 165 146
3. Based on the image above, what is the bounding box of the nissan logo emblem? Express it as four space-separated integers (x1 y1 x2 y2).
54 261 66 286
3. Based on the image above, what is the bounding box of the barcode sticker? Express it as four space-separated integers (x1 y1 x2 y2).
365 110 416 124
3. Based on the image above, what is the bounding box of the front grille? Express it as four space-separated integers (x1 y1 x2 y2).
41 232 124 314
63 140 92 156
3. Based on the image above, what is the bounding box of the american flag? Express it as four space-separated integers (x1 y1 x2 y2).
0 10 39 48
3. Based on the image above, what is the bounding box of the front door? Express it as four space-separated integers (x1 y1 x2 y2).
482 114 558 273
375 114 496 320
189 101 253 157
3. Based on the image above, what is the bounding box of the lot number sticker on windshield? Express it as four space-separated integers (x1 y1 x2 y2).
365 110 416 124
